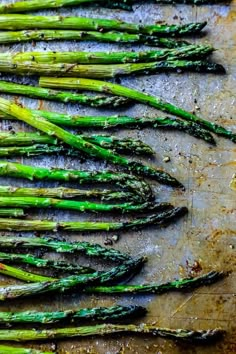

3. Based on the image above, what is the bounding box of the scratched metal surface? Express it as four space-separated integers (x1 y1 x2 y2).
0 0 235 353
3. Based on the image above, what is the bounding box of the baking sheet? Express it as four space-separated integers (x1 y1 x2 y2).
0 0 235 353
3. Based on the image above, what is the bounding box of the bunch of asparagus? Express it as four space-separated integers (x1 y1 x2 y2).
0 236 225 343
0 24 225 74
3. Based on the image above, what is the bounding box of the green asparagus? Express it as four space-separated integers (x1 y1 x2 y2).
0 186 138 203
0 346 54 354
0 257 146 300
0 15 206 36
0 98 183 187
0 81 130 108
0 258 224 296
0 0 225 13
0 262 54 282
0 30 190 47
0 60 225 77
86 271 226 294
0 251 95 274
0 45 215 64
0 305 147 325
0 197 170 214
0 144 84 158
0 237 132 262
0 207 187 232
0 143 153 158
0 208 25 217
41 77 235 143
0 261 225 295
0 0 130 13
0 131 154 156
0 161 153 202
0 109 216 144
0 324 224 342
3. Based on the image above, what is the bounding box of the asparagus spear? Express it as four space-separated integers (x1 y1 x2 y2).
0 98 183 187
0 60 225 77
0 0 130 13
0 261 225 295
0 305 147 325
0 207 187 232
0 257 146 300
86 271 226 294
0 346 54 354
41 77 235 143
0 143 153 158
0 251 95 274
0 324 224 342
0 29 189 48
0 186 138 203
0 0 223 13
0 196 169 214
0 237 132 262
0 208 25 217
0 161 153 202
0 45 215 64
0 15 206 36
0 260 224 296
0 131 154 156
1 109 216 144
0 262 54 282
0 144 86 158
0 81 130 108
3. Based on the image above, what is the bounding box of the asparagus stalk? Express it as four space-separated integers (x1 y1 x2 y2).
0 261 225 295
0 29 190 48
0 131 154 156
0 346 54 354
0 196 169 214
0 81 130 108
0 208 25 217
0 257 146 301
0 161 153 202
0 262 54 283
86 271 226 294
0 305 147 325
0 144 87 158
0 259 225 300
0 251 95 274
0 45 215 64
0 98 183 187
41 77 235 143
0 0 223 13
0 60 225 77
1 109 215 144
0 15 206 36
0 324 224 342
0 237 132 262
0 186 138 203
0 143 153 158
0 207 188 232
0 0 127 13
